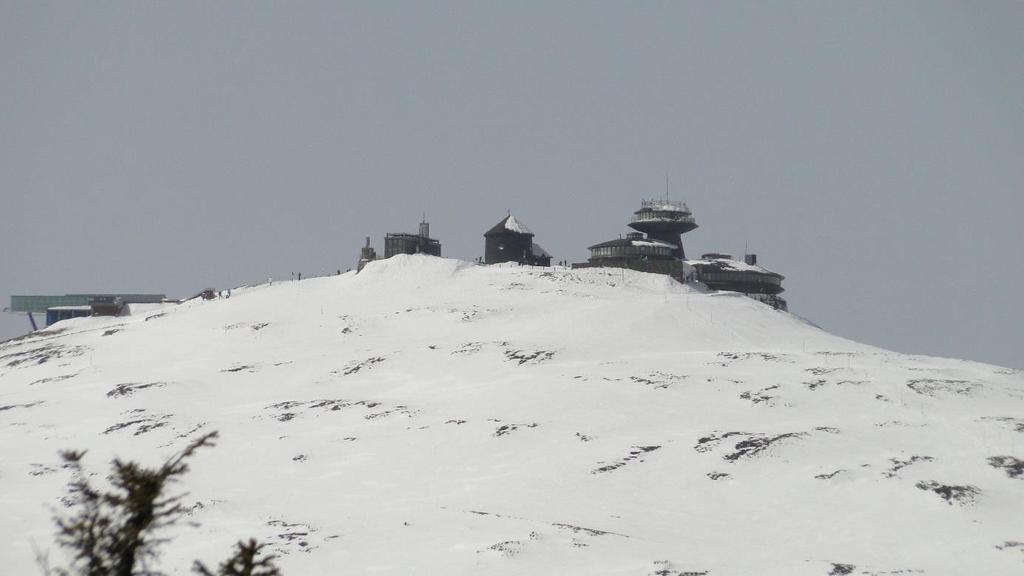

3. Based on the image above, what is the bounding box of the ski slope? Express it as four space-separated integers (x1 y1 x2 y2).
1 255 1021 575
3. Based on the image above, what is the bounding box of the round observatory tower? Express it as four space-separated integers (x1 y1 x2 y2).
627 200 698 259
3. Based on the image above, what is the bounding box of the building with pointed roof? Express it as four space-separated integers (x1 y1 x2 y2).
484 214 551 266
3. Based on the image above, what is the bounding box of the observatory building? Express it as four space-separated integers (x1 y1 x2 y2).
574 198 789 309
573 199 697 280
484 214 551 266
627 199 698 259
384 219 441 259
687 253 788 310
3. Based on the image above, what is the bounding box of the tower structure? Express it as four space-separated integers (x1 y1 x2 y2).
627 200 698 259
357 236 377 272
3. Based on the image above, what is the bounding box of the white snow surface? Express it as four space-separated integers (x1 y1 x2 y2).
632 239 677 249
503 214 532 235
1 255 1022 575
687 257 779 275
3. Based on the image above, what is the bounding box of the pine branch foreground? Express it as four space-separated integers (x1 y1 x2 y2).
46 431 283 576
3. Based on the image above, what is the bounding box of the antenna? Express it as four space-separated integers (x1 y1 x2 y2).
665 169 670 202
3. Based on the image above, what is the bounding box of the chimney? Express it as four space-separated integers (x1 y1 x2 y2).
419 221 430 239
745 254 757 265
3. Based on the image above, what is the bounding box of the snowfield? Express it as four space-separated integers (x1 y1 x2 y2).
1 255 1022 575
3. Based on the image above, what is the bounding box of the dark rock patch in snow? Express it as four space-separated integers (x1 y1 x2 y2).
480 540 523 557
649 560 707 576
504 349 555 365
713 352 792 367
815 470 845 480
828 564 855 575
144 312 166 321
575 432 593 442
493 423 539 437
707 472 730 480
445 419 467 425
915 480 980 506
29 462 72 476
630 372 686 389
365 405 415 420
723 432 806 462
987 456 1023 479
883 456 934 479
101 328 121 336
806 367 840 376
740 385 779 404
2 343 87 368
979 416 1024 433
875 420 926 429
0 328 66 347
464 509 631 540
804 379 828 390
592 445 661 474
694 431 751 453
175 423 208 439
106 382 166 398
30 373 78 386
267 519 318 554
451 341 491 356
222 364 256 373
265 399 413 422
995 541 1023 560
551 523 619 537
0 401 44 412
339 356 385 375
906 379 976 397
102 413 171 436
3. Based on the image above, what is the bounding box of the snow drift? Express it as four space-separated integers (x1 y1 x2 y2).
1 255 1021 575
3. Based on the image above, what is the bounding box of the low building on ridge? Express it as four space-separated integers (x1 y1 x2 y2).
686 253 788 310
384 219 441 258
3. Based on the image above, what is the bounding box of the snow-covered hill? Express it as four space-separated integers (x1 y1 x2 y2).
1 255 1021 575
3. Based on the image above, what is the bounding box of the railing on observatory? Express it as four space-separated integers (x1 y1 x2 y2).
630 199 695 225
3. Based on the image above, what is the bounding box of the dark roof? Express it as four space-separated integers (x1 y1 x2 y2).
484 214 534 237
531 243 551 258
588 238 633 250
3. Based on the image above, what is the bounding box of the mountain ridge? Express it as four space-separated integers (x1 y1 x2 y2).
1 255 1021 575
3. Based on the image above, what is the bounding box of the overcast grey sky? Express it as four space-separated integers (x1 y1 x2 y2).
2 1 1022 368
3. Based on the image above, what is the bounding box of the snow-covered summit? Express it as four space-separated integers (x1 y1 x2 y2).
1 255 1022 575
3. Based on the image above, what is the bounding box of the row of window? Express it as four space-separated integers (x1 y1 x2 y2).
590 245 674 259
699 271 781 286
